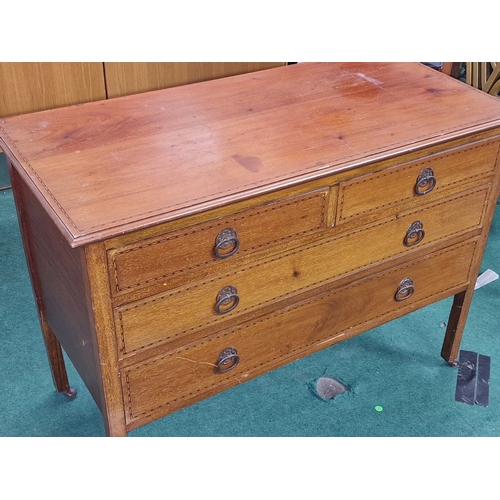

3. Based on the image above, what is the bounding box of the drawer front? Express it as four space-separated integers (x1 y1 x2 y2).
115 186 488 357
338 140 498 223
122 239 477 425
108 188 329 295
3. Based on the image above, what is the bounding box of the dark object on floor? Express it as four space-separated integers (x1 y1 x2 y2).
314 377 349 401
455 350 490 407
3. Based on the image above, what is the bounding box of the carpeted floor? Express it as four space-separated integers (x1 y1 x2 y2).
1 184 499 438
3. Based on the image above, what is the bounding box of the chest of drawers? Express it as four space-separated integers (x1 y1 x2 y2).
1 62 500 436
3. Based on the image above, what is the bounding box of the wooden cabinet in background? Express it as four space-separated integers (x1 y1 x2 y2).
0 62 285 117
0 62 107 118
104 62 285 98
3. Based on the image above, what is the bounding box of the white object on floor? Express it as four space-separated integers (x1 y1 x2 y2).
475 269 499 290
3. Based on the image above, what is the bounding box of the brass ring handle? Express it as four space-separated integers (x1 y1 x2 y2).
215 286 240 314
214 228 240 259
414 167 436 196
395 278 415 302
216 347 240 373
403 221 425 247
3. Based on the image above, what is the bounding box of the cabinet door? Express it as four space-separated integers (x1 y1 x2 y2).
0 62 106 118
103 62 285 98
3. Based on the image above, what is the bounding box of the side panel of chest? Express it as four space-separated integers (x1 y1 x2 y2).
8 167 107 412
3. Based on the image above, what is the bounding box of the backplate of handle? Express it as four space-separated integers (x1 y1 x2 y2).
403 220 425 247
214 228 240 259
215 286 240 314
414 168 436 195
395 277 415 301
216 347 240 373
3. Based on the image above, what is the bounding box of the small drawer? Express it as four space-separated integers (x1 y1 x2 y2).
114 185 488 358
121 239 477 426
107 188 329 295
337 139 499 223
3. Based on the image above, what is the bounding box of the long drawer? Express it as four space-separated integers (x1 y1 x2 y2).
114 185 489 358
121 239 477 426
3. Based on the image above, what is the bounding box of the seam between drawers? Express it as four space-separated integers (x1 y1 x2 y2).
116 188 486 355
111 191 328 292
123 240 476 420
339 142 497 221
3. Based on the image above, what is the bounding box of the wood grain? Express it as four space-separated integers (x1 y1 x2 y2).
0 62 106 118
104 62 285 98
8 166 104 405
108 188 329 295
114 185 489 357
2 63 500 248
123 239 477 427
84 243 127 436
3 62 500 436
337 139 499 223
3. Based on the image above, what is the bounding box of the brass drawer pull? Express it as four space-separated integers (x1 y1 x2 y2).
215 286 240 314
214 228 240 259
395 278 415 301
403 221 425 247
414 167 436 195
216 347 240 373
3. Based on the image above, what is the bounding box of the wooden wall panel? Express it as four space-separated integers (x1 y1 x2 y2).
104 62 285 98
0 62 106 118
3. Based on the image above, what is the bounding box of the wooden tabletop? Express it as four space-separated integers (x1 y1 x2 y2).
2 62 500 247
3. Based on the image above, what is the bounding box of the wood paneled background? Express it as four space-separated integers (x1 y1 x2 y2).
0 62 285 118
0 62 106 117
104 62 284 98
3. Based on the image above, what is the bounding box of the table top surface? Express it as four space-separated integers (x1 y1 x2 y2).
2 62 500 247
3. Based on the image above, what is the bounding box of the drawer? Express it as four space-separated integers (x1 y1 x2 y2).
114 185 489 358
121 239 477 425
337 139 499 223
107 188 329 295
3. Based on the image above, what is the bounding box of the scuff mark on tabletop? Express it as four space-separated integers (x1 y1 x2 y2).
356 73 384 86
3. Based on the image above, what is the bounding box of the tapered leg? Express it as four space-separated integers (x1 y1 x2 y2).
85 243 128 437
40 320 77 398
441 289 472 366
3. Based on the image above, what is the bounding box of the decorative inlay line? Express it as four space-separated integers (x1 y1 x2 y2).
339 142 498 221
123 239 477 420
116 186 486 356
110 190 328 292
2 111 500 236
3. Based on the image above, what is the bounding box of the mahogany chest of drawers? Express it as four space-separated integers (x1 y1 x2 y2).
1 62 500 436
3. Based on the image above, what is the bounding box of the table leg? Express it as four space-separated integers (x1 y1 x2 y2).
441 289 471 366
40 320 77 398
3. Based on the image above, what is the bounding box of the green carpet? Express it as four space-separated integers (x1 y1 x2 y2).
0 152 10 189
1 187 499 437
